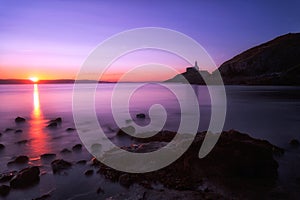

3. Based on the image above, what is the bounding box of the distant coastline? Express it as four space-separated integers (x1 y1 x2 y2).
0 79 114 84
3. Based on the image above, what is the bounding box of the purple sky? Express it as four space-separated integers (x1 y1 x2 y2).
1 0 300 80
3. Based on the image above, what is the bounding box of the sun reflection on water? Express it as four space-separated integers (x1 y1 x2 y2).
30 84 50 156
33 84 41 118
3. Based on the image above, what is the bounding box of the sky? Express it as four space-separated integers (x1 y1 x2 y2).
0 0 300 81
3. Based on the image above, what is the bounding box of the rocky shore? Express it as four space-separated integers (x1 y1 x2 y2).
0 116 296 199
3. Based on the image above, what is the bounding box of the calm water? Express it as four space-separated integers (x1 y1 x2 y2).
0 84 300 199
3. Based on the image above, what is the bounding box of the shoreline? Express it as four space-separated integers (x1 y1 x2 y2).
1 116 296 199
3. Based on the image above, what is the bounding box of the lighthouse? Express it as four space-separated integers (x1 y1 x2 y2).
194 61 199 71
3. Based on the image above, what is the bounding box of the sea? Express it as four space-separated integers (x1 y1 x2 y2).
0 83 299 199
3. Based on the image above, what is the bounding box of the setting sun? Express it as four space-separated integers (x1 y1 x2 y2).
29 77 39 83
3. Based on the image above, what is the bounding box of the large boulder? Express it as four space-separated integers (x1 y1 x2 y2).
10 166 40 188
97 130 283 190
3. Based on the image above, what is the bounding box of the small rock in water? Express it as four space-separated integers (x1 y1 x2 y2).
76 160 87 165
0 171 17 182
60 148 71 154
40 153 56 160
15 116 26 123
136 113 146 119
4 128 14 132
51 159 72 174
84 169 94 176
289 139 300 147
72 144 82 151
47 122 58 128
16 140 28 145
0 144 5 150
15 129 23 133
8 155 29 165
0 185 10 196
96 186 105 194
10 166 40 189
49 117 62 124
66 128 76 132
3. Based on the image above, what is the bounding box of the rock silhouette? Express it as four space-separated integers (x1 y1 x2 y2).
10 166 40 188
15 116 26 123
51 159 72 174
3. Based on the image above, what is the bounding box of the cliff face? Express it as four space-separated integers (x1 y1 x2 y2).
166 33 300 85
216 33 300 85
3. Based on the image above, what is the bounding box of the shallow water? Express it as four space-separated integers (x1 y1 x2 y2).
0 83 300 199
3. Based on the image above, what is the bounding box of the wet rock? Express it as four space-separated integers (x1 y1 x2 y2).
4 128 14 132
136 113 146 119
16 139 28 145
97 129 283 190
8 155 29 165
33 193 51 200
84 169 94 176
0 171 17 183
0 185 10 196
51 159 72 174
0 144 5 150
91 157 101 167
135 130 176 143
0 132 2 137
47 122 58 128
119 174 132 187
10 166 40 188
76 160 87 165
117 126 135 136
289 139 300 147
60 148 71 154
97 164 121 182
96 186 105 194
49 117 62 124
15 116 26 123
40 153 56 160
15 129 23 133
72 144 82 151
66 128 76 132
